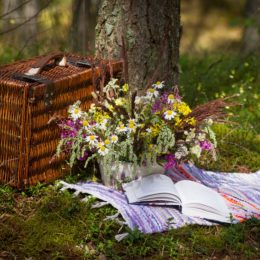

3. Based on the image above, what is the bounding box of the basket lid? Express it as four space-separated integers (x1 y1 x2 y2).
0 53 122 88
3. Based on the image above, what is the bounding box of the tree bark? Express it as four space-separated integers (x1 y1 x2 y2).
242 0 260 54
95 0 181 90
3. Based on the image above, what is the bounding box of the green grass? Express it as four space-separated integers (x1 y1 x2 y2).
196 124 260 172
180 54 260 132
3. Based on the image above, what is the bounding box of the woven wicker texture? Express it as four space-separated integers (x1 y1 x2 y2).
0 53 122 188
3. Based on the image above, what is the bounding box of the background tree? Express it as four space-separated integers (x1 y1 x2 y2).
70 0 100 54
242 0 260 54
1 0 39 55
95 0 181 90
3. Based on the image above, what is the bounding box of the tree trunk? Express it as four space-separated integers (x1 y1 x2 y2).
70 0 101 54
242 0 260 54
95 0 181 90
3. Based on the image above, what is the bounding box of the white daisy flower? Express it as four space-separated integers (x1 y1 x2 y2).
98 146 109 156
111 135 118 143
185 129 196 142
98 119 108 131
115 98 125 106
128 119 136 132
117 123 128 133
197 133 206 141
134 96 142 105
164 110 177 120
206 118 213 126
175 145 189 160
86 135 98 145
190 145 202 158
167 94 175 104
146 88 159 99
89 104 96 114
152 81 165 89
97 141 105 148
146 128 152 134
69 106 82 120
81 120 89 130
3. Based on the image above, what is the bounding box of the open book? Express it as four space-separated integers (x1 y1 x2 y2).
123 174 232 223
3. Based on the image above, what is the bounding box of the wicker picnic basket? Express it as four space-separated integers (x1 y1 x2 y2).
0 53 123 188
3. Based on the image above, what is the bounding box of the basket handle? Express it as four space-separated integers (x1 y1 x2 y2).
25 52 67 76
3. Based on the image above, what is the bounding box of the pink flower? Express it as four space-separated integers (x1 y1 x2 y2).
200 141 212 150
164 154 177 170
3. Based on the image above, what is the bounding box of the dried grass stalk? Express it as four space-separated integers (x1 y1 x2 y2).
189 96 238 123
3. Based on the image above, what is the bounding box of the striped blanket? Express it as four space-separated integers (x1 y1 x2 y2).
59 164 260 234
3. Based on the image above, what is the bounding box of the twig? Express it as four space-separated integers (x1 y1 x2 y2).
108 60 114 80
15 27 52 59
104 96 129 118
0 0 32 19
131 91 137 118
121 36 129 83
0 0 53 36
99 61 106 100
0 157 19 168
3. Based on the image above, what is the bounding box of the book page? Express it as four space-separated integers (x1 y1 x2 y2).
182 207 231 223
175 180 230 218
123 174 180 204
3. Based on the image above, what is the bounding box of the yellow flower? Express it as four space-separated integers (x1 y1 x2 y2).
174 116 182 126
92 175 98 182
173 102 192 116
104 139 110 145
94 112 110 123
122 83 129 92
82 120 89 127
185 117 196 126
107 104 114 112
151 125 160 137
148 144 154 151
115 98 126 106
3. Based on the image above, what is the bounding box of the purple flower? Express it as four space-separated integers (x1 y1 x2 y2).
164 154 177 170
161 93 169 103
79 151 89 161
152 100 162 113
174 92 181 101
59 119 82 139
200 140 212 150
61 130 77 138
66 119 75 127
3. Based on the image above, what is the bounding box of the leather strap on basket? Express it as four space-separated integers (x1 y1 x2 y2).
25 52 67 76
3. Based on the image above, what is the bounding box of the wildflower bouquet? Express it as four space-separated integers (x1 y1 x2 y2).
56 77 231 183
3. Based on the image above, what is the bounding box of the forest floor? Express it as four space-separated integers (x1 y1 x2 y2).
0 54 260 259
